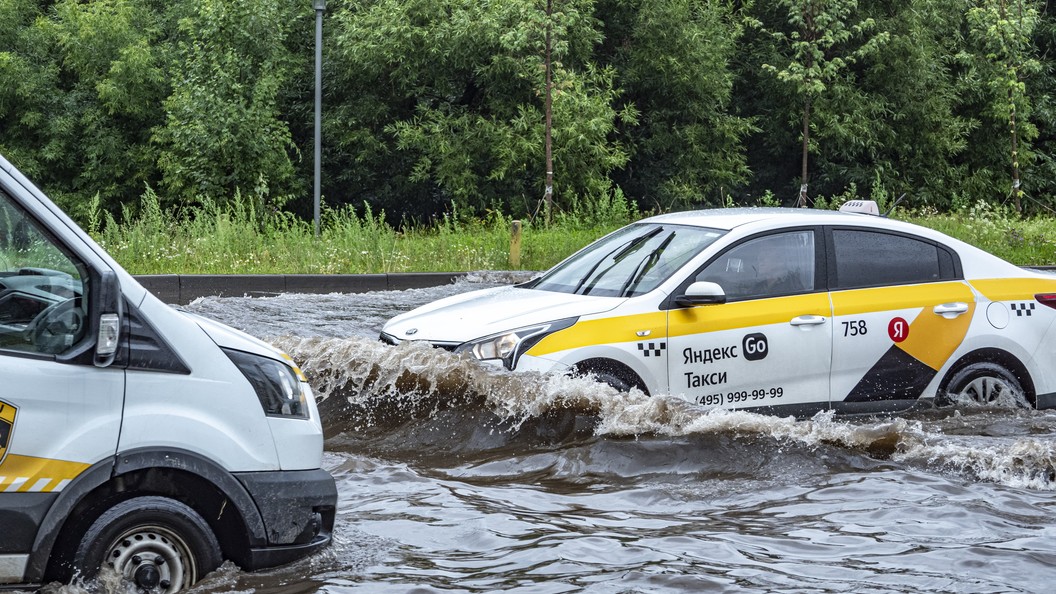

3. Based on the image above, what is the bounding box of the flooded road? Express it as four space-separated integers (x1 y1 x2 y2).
177 274 1056 593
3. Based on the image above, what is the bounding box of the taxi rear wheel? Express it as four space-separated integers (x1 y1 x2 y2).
72 496 222 593
942 362 1029 408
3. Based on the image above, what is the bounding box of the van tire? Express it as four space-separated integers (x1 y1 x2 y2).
72 496 222 593
941 362 1029 408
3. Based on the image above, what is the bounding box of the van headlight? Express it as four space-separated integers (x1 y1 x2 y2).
455 317 577 370
223 348 310 419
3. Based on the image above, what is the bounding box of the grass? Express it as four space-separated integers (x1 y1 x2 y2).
901 202 1056 267
93 190 628 274
92 191 1056 275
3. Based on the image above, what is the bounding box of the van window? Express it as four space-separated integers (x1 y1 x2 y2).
831 229 955 289
0 190 88 355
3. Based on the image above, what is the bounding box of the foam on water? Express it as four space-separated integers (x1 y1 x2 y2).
895 434 1056 490
273 335 1056 491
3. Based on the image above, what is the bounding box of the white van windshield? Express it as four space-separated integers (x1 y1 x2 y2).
528 223 725 297
0 190 87 354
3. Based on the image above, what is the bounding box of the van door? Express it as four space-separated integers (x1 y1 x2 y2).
826 227 973 410
0 188 123 577
668 230 832 411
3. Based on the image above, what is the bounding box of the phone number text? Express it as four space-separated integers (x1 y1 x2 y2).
695 387 785 407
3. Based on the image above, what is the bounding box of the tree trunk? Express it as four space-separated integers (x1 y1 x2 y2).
799 97 811 208
1006 0 1022 213
1010 87 1022 213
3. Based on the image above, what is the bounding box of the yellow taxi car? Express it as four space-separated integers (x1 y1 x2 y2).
381 202 1056 415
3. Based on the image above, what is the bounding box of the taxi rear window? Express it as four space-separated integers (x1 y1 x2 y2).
831 229 958 289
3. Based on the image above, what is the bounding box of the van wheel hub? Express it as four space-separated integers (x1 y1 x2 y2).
106 527 188 593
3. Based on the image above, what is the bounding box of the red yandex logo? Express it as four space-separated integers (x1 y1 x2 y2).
888 317 910 343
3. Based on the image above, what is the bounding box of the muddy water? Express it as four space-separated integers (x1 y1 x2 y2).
156 275 1056 591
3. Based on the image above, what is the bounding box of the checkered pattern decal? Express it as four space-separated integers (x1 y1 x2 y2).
637 342 666 357
1011 302 1036 317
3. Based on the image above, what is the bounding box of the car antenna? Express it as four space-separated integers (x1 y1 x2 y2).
883 193 907 218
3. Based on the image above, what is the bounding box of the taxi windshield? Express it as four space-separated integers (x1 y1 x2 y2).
527 223 725 297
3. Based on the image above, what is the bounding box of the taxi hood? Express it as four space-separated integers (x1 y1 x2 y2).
383 286 622 344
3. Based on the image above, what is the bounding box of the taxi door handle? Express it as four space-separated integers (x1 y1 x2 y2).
790 315 827 326
934 302 969 318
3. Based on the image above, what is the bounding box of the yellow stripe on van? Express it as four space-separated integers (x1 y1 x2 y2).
970 278 1056 302
830 282 974 316
0 454 89 493
528 311 667 357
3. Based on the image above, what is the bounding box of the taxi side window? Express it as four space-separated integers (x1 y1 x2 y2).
0 191 88 355
696 231 815 301
831 229 956 289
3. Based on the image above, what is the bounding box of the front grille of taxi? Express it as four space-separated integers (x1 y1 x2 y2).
379 332 460 351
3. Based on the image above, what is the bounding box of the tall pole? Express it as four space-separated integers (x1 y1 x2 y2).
313 0 326 237
543 0 554 225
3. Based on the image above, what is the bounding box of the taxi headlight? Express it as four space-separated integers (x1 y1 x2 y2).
224 348 310 419
455 317 577 370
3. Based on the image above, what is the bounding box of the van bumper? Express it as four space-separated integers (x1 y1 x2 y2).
234 468 338 570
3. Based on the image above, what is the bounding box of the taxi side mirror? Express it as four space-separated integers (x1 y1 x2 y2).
675 281 726 307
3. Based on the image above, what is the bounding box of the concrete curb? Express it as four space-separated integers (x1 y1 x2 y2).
135 266 1056 305
133 273 468 305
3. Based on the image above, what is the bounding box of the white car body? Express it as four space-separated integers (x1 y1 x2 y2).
383 205 1056 414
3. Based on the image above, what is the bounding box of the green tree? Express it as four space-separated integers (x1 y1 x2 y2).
965 0 1041 212
1 0 171 218
599 0 753 210
154 0 298 205
0 0 55 179
328 0 629 222
755 0 888 206
1023 3 1056 214
806 0 974 209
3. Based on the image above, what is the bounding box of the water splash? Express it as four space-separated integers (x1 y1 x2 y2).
274 334 1056 491
895 434 1056 490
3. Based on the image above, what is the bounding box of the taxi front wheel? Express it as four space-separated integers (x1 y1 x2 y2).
591 370 633 392
72 496 222 593
942 362 1029 408
573 359 648 395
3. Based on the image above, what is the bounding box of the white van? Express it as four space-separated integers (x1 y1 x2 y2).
0 154 336 592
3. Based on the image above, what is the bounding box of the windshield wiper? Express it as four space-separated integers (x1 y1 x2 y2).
620 232 674 297
573 227 663 295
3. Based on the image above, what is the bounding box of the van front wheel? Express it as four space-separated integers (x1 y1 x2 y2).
73 496 222 593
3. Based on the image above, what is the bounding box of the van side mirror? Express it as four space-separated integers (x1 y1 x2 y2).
94 270 122 367
675 281 727 307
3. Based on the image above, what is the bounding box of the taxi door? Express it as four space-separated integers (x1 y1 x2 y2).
668 230 832 410
826 228 973 407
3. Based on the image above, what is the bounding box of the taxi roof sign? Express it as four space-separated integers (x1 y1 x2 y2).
839 200 881 216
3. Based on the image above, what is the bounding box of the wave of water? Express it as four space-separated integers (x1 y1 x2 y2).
274 335 1056 492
